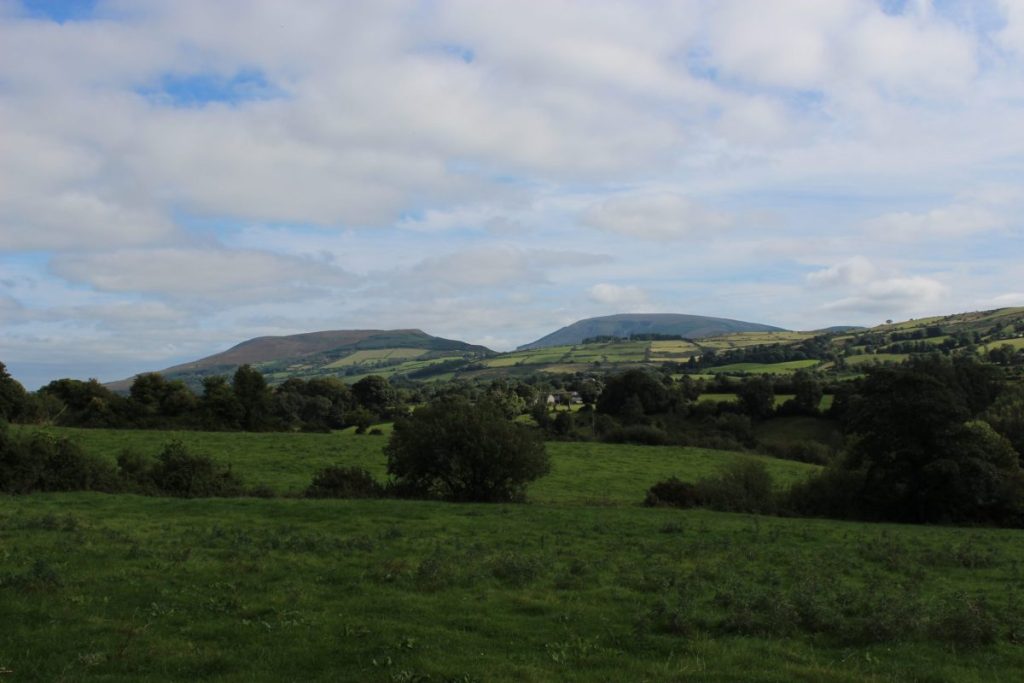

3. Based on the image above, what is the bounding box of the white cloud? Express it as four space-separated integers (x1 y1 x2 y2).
582 192 732 241
0 191 177 250
869 206 1005 241
705 0 977 96
49 247 354 303
588 283 648 308
398 245 608 292
990 292 1024 306
807 256 877 287
808 257 948 315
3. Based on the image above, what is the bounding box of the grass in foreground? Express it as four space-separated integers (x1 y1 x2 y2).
2 494 1024 682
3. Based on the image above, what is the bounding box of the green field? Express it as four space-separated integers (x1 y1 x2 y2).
13 427 816 503
3 428 1024 681
845 353 910 366
982 338 1024 351
706 360 821 374
697 331 814 350
4 494 1024 681
325 348 427 368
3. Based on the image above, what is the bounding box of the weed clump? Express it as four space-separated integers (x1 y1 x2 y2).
0 559 63 592
305 466 383 498
488 552 543 587
928 593 999 649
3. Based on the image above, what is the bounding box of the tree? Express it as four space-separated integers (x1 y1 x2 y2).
200 376 243 429
984 384 1024 461
352 375 398 418
842 362 1023 523
129 373 196 422
790 370 823 414
385 397 549 502
232 365 271 430
596 369 669 418
737 376 775 419
0 362 28 422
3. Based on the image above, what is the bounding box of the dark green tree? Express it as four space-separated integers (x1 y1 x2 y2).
0 362 28 422
232 365 272 431
596 369 669 418
843 363 1023 523
984 384 1024 461
737 376 775 419
352 375 398 418
38 378 129 427
790 369 823 414
385 397 549 502
200 376 243 429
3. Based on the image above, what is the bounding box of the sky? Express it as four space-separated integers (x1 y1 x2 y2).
2 0 1023 389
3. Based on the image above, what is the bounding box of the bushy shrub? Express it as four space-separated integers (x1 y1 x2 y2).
305 466 383 498
116 448 157 493
33 434 119 492
714 413 755 446
643 461 776 513
603 424 671 446
147 441 244 498
695 459 776 513
783 467 866 520
1 423 117 494
644 477 700 508
764 440 833 465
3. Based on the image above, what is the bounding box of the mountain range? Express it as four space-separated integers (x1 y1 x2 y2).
105 307 1024 389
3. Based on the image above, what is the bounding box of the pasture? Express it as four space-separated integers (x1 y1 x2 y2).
3 494 1024 681
704 359 821 374
2 428 1023 681
844 353 911 366
325 348 427 368
12 427 817 502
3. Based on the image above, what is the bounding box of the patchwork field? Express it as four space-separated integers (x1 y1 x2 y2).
324 348 427 368
696 331 814 350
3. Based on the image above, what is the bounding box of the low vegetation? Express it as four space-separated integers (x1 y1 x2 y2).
2 494 1024 681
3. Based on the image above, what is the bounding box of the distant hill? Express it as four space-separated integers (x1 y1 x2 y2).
107 329 492 390
518 314 787 350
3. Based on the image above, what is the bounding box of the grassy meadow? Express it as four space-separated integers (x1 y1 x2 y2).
2 427 1024 681
9 426 817 502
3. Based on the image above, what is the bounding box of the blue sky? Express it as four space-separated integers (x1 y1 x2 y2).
1 0 1023 388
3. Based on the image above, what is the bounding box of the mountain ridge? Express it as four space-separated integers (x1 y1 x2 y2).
106 329 492 391
518 313 787 350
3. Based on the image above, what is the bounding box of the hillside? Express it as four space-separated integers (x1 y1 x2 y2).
102 306 1024 390
518 313 786 350
107 329 493 390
